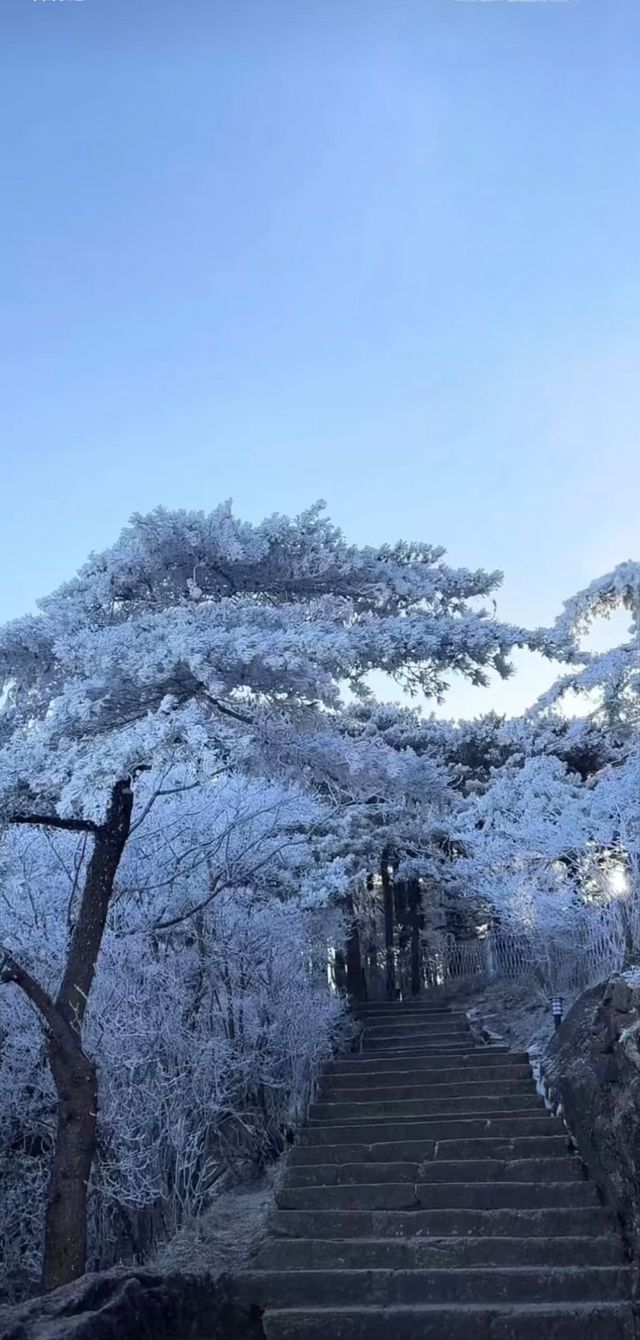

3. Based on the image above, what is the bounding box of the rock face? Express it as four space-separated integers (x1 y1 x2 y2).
545 977 640 1255
0 1267 265 1340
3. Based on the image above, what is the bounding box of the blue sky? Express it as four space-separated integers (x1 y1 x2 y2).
1 0 638 717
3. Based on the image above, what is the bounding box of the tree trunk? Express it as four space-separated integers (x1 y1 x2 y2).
408 879 423 997
42 1038 98 1289
395 879 410 999
0 950 102 1292
56 781 134 1032
381 854 396 1001
333 947 348 995
344 895 366 1003
3 780 135 1292
42 780 133 1289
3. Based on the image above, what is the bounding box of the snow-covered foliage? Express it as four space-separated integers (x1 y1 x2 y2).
0 501 550 824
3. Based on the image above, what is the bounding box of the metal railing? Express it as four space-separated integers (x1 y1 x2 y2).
424 907 631 1005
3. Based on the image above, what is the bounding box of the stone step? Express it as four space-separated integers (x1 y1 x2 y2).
276 1181 598 1212
356 1051 488 1065
238 1020 630 1337
256 1235 624 1271
362 1020 471 1038
355 1014 465 1027
352 1004 462 1015
323 1063 533 1090
319 1080 536 1103
354 1020 466 1031
357 1044 506 1059
302 1116 563 1145
236 1266 633 1308
310 1093 544 1121
360 1029 475 1039
263 1302 640 1340
362 1032 474 1050
361 1023 471 1034
285 1157 584 1186
326 1051 525 1073
313 1090 542 1116
290 1134 572 1166
270 1205 612 1239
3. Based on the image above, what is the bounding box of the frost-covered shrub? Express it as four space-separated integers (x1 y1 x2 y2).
89 894 345 1263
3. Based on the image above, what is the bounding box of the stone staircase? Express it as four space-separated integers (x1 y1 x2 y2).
235 1001 639 1338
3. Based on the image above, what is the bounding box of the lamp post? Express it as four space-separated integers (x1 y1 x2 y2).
552 997 565 1031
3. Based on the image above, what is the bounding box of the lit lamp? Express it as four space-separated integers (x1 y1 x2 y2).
552 997 564 1031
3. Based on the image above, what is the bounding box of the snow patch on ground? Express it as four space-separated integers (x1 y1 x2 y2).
153 1171 279 1276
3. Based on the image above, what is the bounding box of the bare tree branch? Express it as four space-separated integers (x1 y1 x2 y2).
204 694 254 726
10 815 99 836
152 873 224 931
0 944 81 1055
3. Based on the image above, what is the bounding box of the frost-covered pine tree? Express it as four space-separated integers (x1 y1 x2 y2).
0 500 551 1288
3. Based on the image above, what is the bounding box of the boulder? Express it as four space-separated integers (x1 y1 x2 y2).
0 1268 265 1340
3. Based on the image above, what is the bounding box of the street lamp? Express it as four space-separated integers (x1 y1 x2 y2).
552 997 565 1031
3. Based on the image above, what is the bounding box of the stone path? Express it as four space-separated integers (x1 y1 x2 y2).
235 1000 639 1338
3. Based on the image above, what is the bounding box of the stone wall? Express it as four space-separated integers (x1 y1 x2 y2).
543 977 640 1255
0 1267 265 1340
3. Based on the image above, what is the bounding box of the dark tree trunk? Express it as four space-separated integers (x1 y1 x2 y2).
394 879 410 999
366 940 381 1000
56 781 134 1033
42 780 133 1290
43 1039 98 1289
394 879 407 929
408 879 423 997
381 853 396 1001
0 954 102 1292
1 781 135 1291
344 895 366 1003
333 947 348 995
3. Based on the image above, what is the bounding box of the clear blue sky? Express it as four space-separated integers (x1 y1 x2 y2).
1 0 638 717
